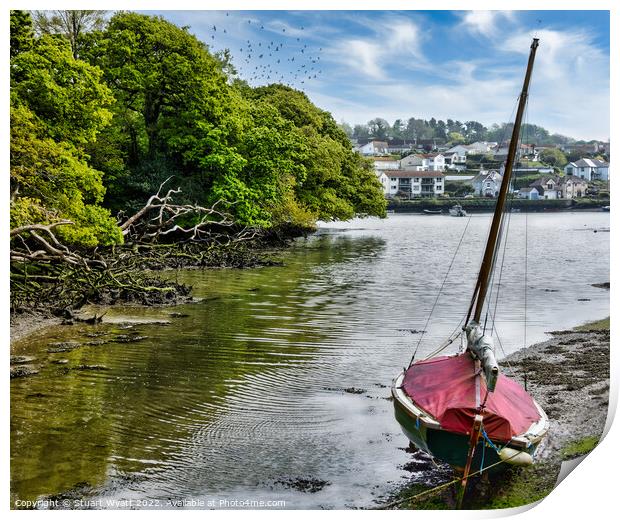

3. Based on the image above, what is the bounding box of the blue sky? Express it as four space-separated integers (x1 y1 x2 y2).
144 10 610 141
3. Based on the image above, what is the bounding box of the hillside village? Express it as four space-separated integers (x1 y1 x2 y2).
354 138 610 202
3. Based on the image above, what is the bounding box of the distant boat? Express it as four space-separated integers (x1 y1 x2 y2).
392 38 548 503
423 209 442 215
602 206 610 212
449 204 467 217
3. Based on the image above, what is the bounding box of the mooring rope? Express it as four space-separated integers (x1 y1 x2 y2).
367 448 525 510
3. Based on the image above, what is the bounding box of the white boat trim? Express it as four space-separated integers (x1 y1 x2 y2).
392 372 441 429
392 370 550 448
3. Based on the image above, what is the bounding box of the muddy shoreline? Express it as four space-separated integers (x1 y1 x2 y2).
382 317 610 510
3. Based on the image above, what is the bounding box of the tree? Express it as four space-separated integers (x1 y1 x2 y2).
435 119 446 139
448 132 465 144
367 118 390 140
10 101 121 246
539 148 568 167
250 85 385 222
11 34 114 147
32 10 108 59
353 124 370 140
463 120 487 141
338 121 354 138
10 16 119 247
391 119 405 139
10 10 34 58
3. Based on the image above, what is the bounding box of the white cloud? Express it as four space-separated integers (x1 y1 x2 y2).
501 29 609 140
319 20 608 141
460 11 515 37
327 16 424 79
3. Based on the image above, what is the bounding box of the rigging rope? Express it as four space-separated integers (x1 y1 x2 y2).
409 215 473 366
368 447 526 510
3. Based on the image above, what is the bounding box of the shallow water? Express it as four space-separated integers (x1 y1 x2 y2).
10 212 609 509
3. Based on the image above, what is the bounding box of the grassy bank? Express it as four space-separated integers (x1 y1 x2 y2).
574 317 610 331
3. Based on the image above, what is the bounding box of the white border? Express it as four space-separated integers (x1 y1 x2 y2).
3 2 616 519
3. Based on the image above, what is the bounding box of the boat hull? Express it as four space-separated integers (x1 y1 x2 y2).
393 395 540 473
392 363 549 473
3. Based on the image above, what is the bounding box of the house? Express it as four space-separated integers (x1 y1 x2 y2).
468 141 497 154
386 139 416 154
564 158 609 181
560 142 601 155
557 175 588 199
444 145 470 163
492 142 531 162
470 170 503 197
442 151 467 171
529 176 561 199
376 170 391 195
373 157 401 171
518 187 541 200
526 175 588 200
382 170 445 197
356 140 389 156
400 153 445 171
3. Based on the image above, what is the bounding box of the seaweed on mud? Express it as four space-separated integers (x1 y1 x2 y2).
273 476 331 493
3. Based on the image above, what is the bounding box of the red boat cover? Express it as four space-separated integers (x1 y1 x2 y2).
402 353 541 443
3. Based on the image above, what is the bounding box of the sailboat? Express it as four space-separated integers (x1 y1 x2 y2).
391 39 549 479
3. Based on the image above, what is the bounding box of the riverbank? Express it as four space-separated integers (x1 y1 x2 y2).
388 197 609 213
10 236 290 341
381 316 610 510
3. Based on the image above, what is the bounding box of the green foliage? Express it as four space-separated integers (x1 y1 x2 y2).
11 34 114 146
10 10 34 58
11 10 386 247
10 102 121 246
32 10 109 59
10 12 120 247
448 132 465 144
539 148 568 167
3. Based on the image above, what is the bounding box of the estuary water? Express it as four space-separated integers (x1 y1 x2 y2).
10 212 609 509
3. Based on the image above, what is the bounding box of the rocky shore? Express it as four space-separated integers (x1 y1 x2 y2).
382 317 610 510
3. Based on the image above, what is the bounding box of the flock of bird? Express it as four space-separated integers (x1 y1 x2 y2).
208 13 324 89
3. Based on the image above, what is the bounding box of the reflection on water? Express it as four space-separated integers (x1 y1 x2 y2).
11 213 609 508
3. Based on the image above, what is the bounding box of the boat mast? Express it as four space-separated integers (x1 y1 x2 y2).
468 38 539 324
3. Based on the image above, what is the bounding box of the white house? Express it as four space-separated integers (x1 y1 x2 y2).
442 151 467 171
470 170 503 197
383 170 445 197
400 153 445 171
356 140 389 156
444 145 469 163
468 141 496 154
530 176 561 199
564 159 609 181
400 154 424 170
376 171 391 195
373 157 401 171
